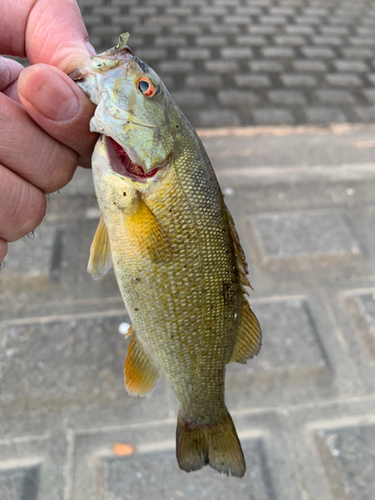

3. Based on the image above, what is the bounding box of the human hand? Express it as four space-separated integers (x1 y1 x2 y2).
0 0 98 264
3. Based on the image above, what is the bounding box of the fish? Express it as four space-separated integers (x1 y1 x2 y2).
70 33 261 478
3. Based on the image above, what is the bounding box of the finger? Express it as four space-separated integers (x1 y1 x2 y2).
0 92 79 192
18 64 97 168
0 164 46 242
0 56 24 91
0 0 93 72
0 238 8 264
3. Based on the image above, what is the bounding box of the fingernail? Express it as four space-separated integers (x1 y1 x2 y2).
19 67 80 121
85 41 97 55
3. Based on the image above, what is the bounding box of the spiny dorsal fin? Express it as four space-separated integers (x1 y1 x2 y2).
124 329 160 396
225 205 262 363
87 216 113 280
123 194 173 262
230 297 262 363
226 206 253 290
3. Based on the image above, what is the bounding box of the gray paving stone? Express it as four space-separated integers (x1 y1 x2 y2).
326 73 363 87
177 48 210 60
227 298 328 383
274 35 306 46
196 36 226 46
221 47 254 59
281 74 317 87
304 107 347 124
315 89 356 104
285 25 315 35
302 47 336 58
186 75 223 89
293 59 327 72
248 210 361 270
218 90 259 106
362 88 375 103
268 90 307 105
0 314 168 417
248 25 279 35
170 91 205 107
95 439 273 500
315 424 375 500
235 74 272 88
341 47 375 59
199 110 240 127
262 47 295 58
334 59 369 72
250 60 284 72
236 36 267 46
0 464 39 500
205 60 239 73
252 108 295 125
354 106 375 122
260 15 287 24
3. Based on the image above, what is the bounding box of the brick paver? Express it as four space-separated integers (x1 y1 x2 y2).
75 0 375 127
2 124 375 498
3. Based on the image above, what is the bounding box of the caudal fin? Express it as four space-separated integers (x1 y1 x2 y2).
176 409 246 478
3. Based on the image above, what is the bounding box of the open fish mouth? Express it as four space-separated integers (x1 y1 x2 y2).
104 135 169 182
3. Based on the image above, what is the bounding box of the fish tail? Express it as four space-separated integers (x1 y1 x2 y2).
176 409 246 478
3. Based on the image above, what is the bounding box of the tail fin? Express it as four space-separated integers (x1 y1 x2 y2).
176 409 246 478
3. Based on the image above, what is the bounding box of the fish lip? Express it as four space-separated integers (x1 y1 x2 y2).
104 135 171 183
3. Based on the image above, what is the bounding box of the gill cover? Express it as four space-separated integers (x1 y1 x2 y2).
71 33 176 173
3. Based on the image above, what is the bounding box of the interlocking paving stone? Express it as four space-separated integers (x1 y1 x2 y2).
304 107 347 124
252 108 295 125
248 210 362 270
75 0 375 126
227 298 329 384
0 314 168 417
95 439 273 500
0 464 39 500
315 424 375 500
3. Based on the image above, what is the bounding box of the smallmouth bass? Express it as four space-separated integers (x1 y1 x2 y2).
71 33 261 478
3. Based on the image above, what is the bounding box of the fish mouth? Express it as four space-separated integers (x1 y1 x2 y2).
104 136 169 182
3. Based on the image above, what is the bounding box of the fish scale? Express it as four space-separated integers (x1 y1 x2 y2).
70 33 261 478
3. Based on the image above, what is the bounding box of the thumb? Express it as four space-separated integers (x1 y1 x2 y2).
18 63 97 167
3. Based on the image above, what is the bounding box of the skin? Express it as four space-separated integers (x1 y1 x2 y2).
0 0 97 263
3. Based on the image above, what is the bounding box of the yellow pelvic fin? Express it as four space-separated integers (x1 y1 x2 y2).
124 329 160 396
176 408 246 478
123 194 172 261
230 297 262 364
87 217 113 280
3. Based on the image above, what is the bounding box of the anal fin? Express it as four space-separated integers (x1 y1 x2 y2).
87 216 113 280
230 298 262 364
124 328 160 396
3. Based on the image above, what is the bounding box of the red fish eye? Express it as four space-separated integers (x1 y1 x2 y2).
138 78 155 97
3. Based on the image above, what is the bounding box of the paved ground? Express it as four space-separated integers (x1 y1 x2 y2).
1 123 375 499
77 0 375 127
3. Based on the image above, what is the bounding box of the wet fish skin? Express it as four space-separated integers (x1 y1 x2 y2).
71 34 261 478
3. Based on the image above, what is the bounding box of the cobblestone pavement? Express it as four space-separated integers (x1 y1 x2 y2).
76 0 375 127
2 124 375 499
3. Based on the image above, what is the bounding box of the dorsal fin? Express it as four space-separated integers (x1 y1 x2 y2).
124 328 160 396
87 217 113 280
226 207 253 291
225 206 262 363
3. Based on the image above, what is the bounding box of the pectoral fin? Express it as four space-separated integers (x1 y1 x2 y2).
87 217 113 280
123 194 172 261
124 328 160 396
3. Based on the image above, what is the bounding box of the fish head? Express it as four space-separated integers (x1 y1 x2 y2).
70 33 179 179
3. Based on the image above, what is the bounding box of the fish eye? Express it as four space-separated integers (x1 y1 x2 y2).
137 78 156 97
